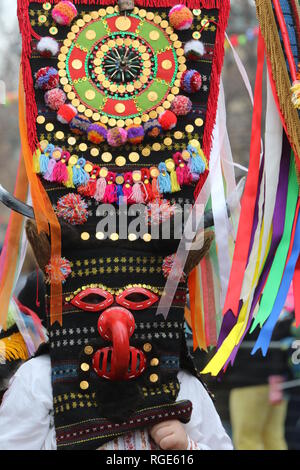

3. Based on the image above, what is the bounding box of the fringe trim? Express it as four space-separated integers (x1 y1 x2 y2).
256 0 300 172
17 0 38 152
0 333 29 363
290 0 300 53
194 0 230 199
22 0 222 8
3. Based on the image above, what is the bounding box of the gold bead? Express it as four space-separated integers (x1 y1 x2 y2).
80 381 89 390
93 113 100 122
43 2 51 10
115 16 132 31
72 59 83 70
81 363 90 372
38 15 47 24
102 152 112 163
128 233 137 242
174 131 183 140
149 30 160 41
96 232 105 240
55 131 64 140
185 124 194 133
85 89 96 101
147 91 158 102
164 137 172 146
49 27 58 36
110 233 119 241
152 143 161 152
162 60 172 70
85 109 93 118
115 156 126 167
129 152 140 163
91 148 99 157
142 148 151 157
143 233 152 242
115 103 126 114
143 343 152 352
195 118 204 127
79 143 88 152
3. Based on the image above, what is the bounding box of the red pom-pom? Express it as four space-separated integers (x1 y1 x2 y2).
56 193 88 225
57 104 77 124
158 110 177 131
171 95 192 116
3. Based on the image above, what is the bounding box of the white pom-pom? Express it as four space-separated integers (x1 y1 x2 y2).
37 37 59 57
184 40 206 61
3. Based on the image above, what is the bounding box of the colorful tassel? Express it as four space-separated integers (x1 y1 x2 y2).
158 162 172 194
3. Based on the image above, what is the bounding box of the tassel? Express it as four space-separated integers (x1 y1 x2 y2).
166 159 181 193
72 158 89 187
131 182 145 203
44 158 57 181
65 164 75 188
103 173 117 203
39 152 50 175
123 172 133 203
187 144 206 175
78 179 97 197
151 176 160 200
33 149 41 174
94 177 107 202
52 160 68 183
117 182 124 203
158 162 172 194
141 168 153 202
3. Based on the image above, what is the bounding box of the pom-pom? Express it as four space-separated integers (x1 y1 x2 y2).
69 114 91 135
180 70 202 93
52 1 78 26
56 193 88 225
45 256 72 284
144 119 162 138
126 124 144 144
87 123 107 144
44 88 66 111
184 40 206 62
107 127 127 147
57 104 77 124
168 5 193 31
35 67 59 91
162 254 186 282
170 95 192 116
158 110 177 131
37 37 59 58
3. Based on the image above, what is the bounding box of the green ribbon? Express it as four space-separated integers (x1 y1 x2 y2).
250 157 299 331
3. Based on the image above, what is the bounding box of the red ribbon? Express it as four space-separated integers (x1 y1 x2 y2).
222 31 265 316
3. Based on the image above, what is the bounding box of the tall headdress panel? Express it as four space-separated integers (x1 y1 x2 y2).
15 0 230 449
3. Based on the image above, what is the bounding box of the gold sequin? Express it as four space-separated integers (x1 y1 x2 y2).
60 77 68 85
139 9 147 18
174 131 183 140
186 124 194 133
45 123 54 132
80 381 89 390
149 110 157 119
84 345 94 355
115 16 131 31
150 358 159 366
69 156 78 166
146 11 155 20
83 14 92 23
163 101 171 110
85 109 93 118
195 118 204 127
143 233 152 243
143 343 152 352
148 91 158 102
150 374 159 383
106 6 115 15
49 27 58 36
68 137 76 146
154 15 161 24
193 31 201 40
101 152 112 163
55 131 64 140
85 89 96 101
115 156 126 167
161 20 168 29
37 116 45 125
164 137 172 146
81 363 90 372
79 143 88 152
128 233 137 242
101 115 109 124
117 119 125 128
43 2 51 10
91 148 99 157
162 60 172 70
110 233 119 241
72 59 83 70
81 232 90 241
142 148 151 157
92 113 100 121
116 175 124 185
96 232 105 240
149 30 160 41
129 152 140 163
108 118 117 127
38 15 47 24
152 143 161 152
84 163 93 173
133 117 142 125
115 103 126 114
201 19 210 28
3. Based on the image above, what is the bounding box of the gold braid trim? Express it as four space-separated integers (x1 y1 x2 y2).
0 332 29 363
256 0 300 180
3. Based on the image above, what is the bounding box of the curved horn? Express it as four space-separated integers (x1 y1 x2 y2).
0 184 34 219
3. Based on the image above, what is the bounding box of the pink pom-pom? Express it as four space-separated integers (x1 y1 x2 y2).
170 95 192 116
169 5 193 31
45 88 67 111
158 110 177 131
37 37 59 58
56 193 88 225
107 127 127 147
57 104 77 124
52 1 78 26
162 254 186 282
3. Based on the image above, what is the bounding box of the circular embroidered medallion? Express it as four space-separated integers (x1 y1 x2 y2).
59 7 185 127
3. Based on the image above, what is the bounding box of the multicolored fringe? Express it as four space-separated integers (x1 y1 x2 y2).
202 31 300 376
